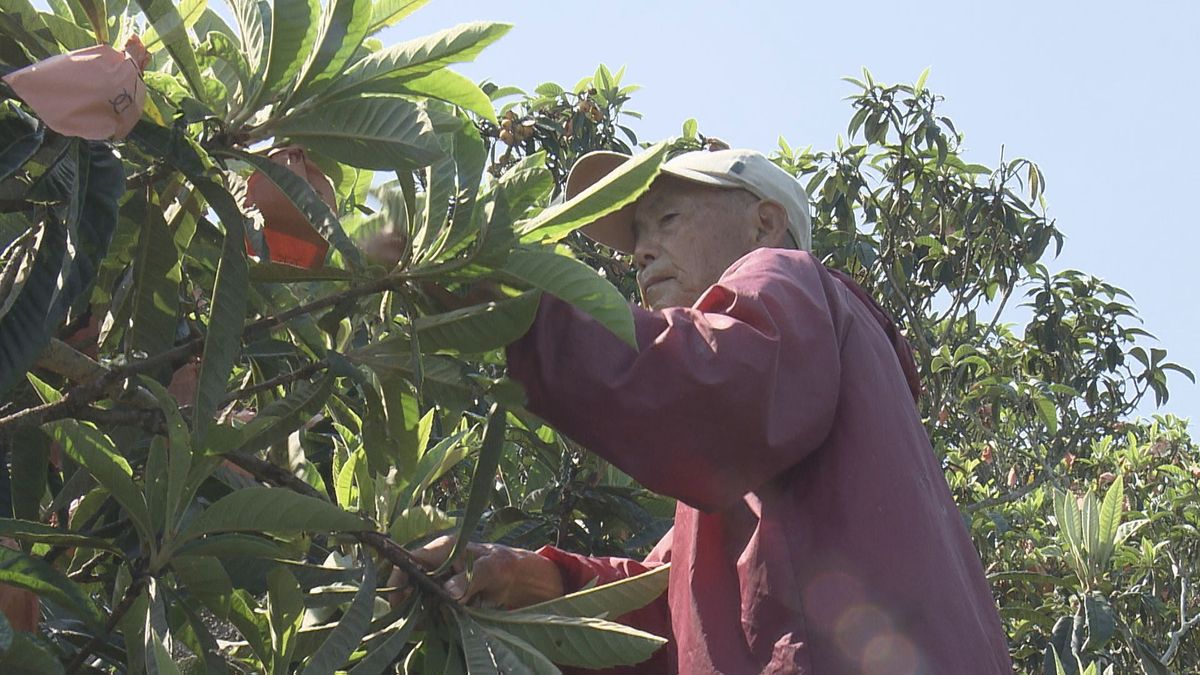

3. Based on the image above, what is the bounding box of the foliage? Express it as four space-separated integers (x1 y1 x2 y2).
0 1 1196 671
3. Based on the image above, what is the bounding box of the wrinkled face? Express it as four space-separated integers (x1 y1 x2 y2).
632 178 773 309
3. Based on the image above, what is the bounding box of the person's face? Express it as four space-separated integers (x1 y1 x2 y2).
631 178 778 309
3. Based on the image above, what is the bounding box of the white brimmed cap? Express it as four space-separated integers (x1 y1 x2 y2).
566 148 812 253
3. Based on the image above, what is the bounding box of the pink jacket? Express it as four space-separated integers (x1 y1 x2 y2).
507 248 1012 674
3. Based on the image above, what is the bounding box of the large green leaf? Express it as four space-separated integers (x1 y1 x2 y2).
519 564 669 620
364 0 427 35
388 504 454 545
415 291 540 355
7 427 50 521
291 0 371 99
141 0 204 52
517 142 668 244
0 142 123 397
1096 475 1123 569
300 561 375 674
172 532 293 559
267 566 304 675
225 149 363 269
192 204 249 443
0 632 65 674
0 546 103 629
227 0 267 83
224 373 335 454
0 517 123 554
47 420 154 543
0 102 44 181
465 610 667 669
129 191 184 365
476 626 560 675
457 613 529 675
138 378 193 534
499 248 636 348
176 486 365 544
436 403 505 574
276 95 441 171
172 555 234 619
260 0 320 101
391 69 496 123
324 22 511 100
133 0 208 102
346 600 420 674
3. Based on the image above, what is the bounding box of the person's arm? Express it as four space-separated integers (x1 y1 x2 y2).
507 249 845 513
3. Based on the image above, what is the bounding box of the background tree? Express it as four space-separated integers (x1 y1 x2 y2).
0 0 1196 672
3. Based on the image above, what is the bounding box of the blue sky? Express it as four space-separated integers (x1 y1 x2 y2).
386 0 1199 424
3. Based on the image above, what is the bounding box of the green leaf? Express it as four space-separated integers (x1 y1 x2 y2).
292 0 372 99
0 546 103 629
133 0 208 102
172 533 293 559
129 192 184 366
1082 593 1115 652
466 610 667 669
914 66 931 94
267 566 304 675
517 142 668 244
457 613 530 674
519 564 669 619
276 95 442 171
390 69 496 123
192 210 249 444
248 261 353 282
389 504 454 545
172 556 233 619
300 561 375 674
1033 396 1058 434
325 22 511 100
0 142 124 398
436 403 505 574
499 248 636 348
475 625 561 675
176 487 365 545
225 373 335 454
0 103 44 182
141 0 204 52
0 632 65 674
225 149 363 270
1096 475 1123 567
7 427 50 521
260 0 320 101
364 0 428 35
681 118 697 140
347 600 420 674
137 378 193 534
394 427 473 509
47 420 154 543
0 517 123 554
415 291 541 355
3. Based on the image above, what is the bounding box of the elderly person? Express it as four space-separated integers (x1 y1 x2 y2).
401 148 1013 674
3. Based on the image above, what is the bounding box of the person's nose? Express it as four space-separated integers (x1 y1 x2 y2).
632 238 658 271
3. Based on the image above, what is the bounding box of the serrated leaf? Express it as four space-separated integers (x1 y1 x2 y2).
391 69 496 123
325 21 511 100
226 149 363 270
517 142 667 244
260 0 320 100
519 564 668 620
466 610 666 669
300 561 375 673
364 0 427 35
176 487 365 545
415 291 540 355
292 0 373 99
47 420 153 543
499 248 635 348
277 95 441 172
133 0 208 102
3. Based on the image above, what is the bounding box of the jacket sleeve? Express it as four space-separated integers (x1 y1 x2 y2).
506 249 844 512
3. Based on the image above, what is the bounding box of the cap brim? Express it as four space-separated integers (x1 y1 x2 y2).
566 151 638 253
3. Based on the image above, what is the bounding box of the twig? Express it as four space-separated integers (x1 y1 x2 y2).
219 358 329 406
219 452 457 605
65 575 147 674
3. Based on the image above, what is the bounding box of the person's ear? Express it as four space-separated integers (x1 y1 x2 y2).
753 200 790 247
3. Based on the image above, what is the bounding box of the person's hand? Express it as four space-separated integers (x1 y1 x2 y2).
388 535 565 610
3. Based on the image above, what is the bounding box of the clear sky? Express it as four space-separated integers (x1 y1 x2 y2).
386 0 1199 424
